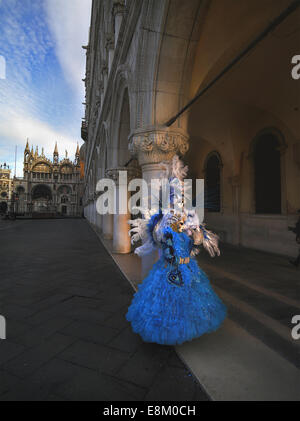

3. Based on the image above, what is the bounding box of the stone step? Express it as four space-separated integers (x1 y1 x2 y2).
198 262 300 369
176 318 300 401
215 285 300 369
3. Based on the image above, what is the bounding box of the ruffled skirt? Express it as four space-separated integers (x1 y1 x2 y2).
126 257 227 345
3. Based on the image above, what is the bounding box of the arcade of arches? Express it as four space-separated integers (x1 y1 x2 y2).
82 0 300 266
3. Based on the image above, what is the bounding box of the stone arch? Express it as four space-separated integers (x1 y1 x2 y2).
139 0 293 132
0 201 7 213
16 185 25 194
203 151 223 213
134 0 209 130
110 68 133 167
117 88 131 166
98 123 109 178
31 184 52 201
249 127 287 215
57 185 72 195
248 127 287 158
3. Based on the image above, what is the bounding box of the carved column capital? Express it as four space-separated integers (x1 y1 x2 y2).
105 33 115 51
129 127 189 166
112 1 125 17
101 62 108 76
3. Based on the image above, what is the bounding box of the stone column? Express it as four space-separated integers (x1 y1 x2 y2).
105 34 114 74
100 169 114 240
113 1 125 47
229 174 241 245
101 64 108 94
106 167 141 254
129 126 189 276
102 214 114 239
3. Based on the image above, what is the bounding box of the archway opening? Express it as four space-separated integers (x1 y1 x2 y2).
205 154 221 212
254 133 281 214
32 184 52 201
0 201 7 213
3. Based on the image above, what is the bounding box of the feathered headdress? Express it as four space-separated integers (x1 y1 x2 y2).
128 155 220 257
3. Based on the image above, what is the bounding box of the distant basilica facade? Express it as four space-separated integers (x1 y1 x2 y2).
13 140 84 217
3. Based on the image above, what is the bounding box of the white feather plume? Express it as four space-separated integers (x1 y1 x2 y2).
128 218 149 244
201 227 220 257
134 239 156 256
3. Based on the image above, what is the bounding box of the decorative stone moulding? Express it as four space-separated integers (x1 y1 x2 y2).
105 167 142 183
129 127 189 166
112 1 125 16
105 33 115 51
101 63 108 76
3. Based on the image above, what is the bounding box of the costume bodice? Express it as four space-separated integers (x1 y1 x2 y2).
161 226 193 264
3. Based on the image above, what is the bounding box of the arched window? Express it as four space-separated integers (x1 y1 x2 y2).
204 153 221 212
254 132 281 214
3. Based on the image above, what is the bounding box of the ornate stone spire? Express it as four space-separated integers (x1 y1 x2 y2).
53 142 59 163
75 143 80 166
25 138 30 153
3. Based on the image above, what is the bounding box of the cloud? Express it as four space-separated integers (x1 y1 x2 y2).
0 0 91 175
45 0 91 100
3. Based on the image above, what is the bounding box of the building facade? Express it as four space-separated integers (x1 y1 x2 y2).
13 141 84 217
0 163 13 213
82 0 300 260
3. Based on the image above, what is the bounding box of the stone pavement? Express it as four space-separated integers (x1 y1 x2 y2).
0 218 208 401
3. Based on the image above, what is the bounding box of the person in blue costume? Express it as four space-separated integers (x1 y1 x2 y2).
126 155 227 346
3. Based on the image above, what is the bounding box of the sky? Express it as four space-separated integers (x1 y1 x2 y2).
0 0 92 176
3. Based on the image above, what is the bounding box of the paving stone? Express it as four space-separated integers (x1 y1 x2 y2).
13 316 74 347
28 357 99 394
0 302 37 321
2 333 75 377
166 349 186 369
59 320 120 345
102 311 129 331
61 286 101 298
0 340 26 365
0 370 25 395
0 381 48 401
115 343 171 388
0 219 204 400
62 306 113 325
59 339 131 375
28 293 73 312
54 370 147 401
108 326 144 354
144 365 209 401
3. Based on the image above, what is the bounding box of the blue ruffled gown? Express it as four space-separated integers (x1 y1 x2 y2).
126 226 227 345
